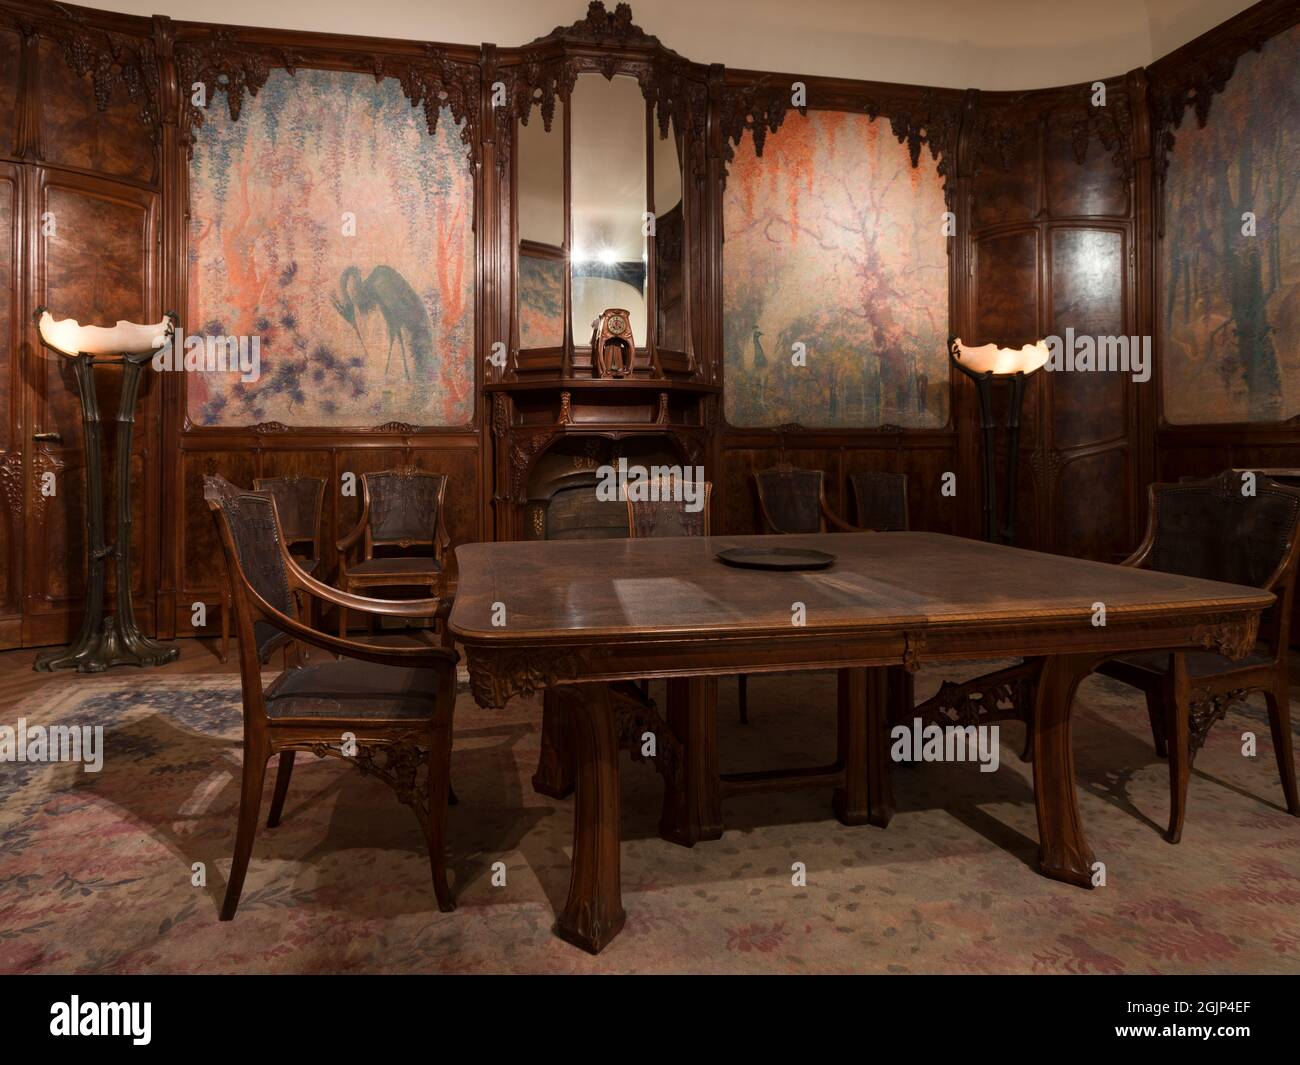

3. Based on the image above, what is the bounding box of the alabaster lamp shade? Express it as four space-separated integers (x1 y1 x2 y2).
950 337 1050 377
36 308 173 357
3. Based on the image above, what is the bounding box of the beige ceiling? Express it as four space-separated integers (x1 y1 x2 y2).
99 0 1256 90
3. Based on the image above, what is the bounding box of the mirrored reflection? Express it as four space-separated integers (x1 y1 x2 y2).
517 103 564 247
653 107 685 352
517 100 565 349
570 73 647 348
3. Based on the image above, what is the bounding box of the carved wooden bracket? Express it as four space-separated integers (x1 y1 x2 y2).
1148 3 1297 188
1191 612 1260 660
305 730 431 826
500 3 707 177
719 76 804 167
609 682 682 788
1186 687 1249 763
464 644 583 707
911 660 1040 730
902 630 927 673
5 4 161 144
176 31 480 165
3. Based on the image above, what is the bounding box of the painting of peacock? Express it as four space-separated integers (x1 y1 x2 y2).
330 265 433 381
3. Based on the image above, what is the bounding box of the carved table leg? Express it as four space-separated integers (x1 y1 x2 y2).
554 683 626 954
869 666 905 827
1162 652 1191 843
533 688 576 799
659 676 723 846
1032 653 1105 888
833 667 872 825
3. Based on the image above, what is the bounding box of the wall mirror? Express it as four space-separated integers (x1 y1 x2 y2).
515 70 691 376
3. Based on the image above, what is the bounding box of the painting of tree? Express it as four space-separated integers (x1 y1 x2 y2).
722 110 948 428
187 68 475 427
1162 24 1300 424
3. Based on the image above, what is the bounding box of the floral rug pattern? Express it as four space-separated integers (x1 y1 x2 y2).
1 664 1297 973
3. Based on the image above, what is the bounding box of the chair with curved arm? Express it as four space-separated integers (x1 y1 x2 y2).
1097 470 1300 842
754 464 863 533
204 475 459 920
337 467 451 642
213 476 326 663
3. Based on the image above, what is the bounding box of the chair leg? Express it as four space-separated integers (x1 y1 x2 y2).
738 674 749 725
266 751 295 828
220 587 230 664
221 738 270 920
427 728 455 913
1162 653 1190 844
1145 689 1168 758
1263 681 1300 816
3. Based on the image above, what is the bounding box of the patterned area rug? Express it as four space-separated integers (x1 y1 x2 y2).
1 664 1298 973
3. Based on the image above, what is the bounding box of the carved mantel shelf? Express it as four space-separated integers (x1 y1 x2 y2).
485 378 719 394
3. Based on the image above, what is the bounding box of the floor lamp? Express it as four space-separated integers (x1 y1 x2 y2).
949 336 1050 545
33 308 180 673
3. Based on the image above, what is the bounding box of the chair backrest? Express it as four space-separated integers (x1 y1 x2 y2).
1144 470 1300 656
203 475 299 629
362 467 448 551
627 478 712 538
253 476 325 554
754 465 824 534
849 471 909 531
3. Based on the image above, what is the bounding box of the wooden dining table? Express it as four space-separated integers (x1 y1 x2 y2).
449 531 1272 954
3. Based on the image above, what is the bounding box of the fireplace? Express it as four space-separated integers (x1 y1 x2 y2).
488 381 718 541
522 436 687 541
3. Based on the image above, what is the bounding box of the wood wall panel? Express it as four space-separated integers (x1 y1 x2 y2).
0 28 18 157
25 171 158 641
0 167 15 627
180 448 258 606
964 82 1143 561
1049 227 1127 448
35 38 157 186
1044 119 1128 218
973 229 1040 343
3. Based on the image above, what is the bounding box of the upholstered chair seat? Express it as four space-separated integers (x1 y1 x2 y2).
264 659 447 719
346 556 443 577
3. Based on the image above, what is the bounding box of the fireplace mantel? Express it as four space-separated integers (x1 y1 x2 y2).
489 378 719 539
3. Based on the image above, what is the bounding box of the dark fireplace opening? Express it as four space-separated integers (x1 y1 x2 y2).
524 436 686 541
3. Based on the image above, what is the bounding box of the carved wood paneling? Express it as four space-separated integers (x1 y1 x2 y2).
24 171 158 641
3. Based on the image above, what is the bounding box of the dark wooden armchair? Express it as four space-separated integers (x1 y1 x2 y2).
204 475 459 919
216 475 325 663
754 464 863 533
337 467 450 640
626 478 712 539
849 471 909 531
1098 470 1300 842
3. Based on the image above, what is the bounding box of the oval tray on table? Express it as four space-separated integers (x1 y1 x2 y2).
714 547 836 571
